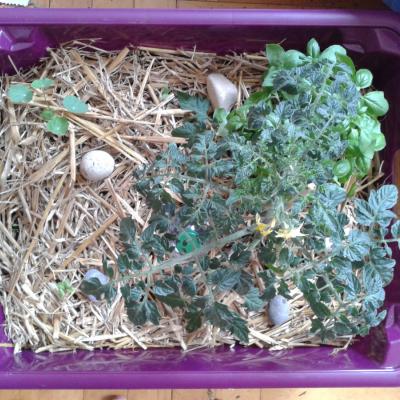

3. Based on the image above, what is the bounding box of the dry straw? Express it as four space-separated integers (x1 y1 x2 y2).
0 41 352 353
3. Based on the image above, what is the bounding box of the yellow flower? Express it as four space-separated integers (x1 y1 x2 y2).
276 224 306 240
255 214 276 238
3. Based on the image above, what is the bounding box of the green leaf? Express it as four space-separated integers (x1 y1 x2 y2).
160 86 170 100
307 38 320 58
333 160 352 179
262 66 278 87
121 283 145 303
374 133 386 151
40 109 55 121
172 121 205 146
336 54 356 76
117 254 130 273
369 185 398 212
318 183 347 207
182 276 197 296
7 84 33 104
363 91 389 117
31 78 54 89
320 44 347 63
391 220 400 238
102 257 114 279
104 285 116 304
369 246 396 286
46 116 69 136
283 50 307 68
176 92 210 122
213 108 228 124
362 267 385 313
153 278 185 308
185 306 203 332
341 230 371 261
153 280 177 297
309 298 331 319
266 44 285 66
355 185 397 228
204 302 249 343
244 287 264 312
63 95 89 114
355 69 373 89
80 277 107 300
120 217 136 244
210 268 241 292
57 280 74 298
126 299 161 326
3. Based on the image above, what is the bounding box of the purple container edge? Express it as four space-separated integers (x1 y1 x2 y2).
1 8 400 389
0 8 399 30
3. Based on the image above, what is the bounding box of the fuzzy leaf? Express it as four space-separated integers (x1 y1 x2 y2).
120 217 136 244
341 230 371 261
176 92 210 122
205 302 249 343
185 306 203 332
362 267 385 313
210 269 241 292
182 276 197 296
369 185 398 212
244 287 264 312
126 299 161 326
80 277 107 300
391 220 400 238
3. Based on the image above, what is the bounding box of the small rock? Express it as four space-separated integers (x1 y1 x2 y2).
207 73 238 112
83 269 109 302
80 150 115 182
269 295 290 326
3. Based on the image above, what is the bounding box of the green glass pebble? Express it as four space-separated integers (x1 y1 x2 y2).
63 95 88 114
7 84 33 104
177 230 201 254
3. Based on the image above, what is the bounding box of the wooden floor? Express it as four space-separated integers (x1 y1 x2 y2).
30 0 386 8
3 0 397 399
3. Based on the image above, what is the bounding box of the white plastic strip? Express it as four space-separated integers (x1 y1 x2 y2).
0 0 30 6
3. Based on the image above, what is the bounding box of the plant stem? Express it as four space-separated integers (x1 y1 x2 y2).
136 225 255 277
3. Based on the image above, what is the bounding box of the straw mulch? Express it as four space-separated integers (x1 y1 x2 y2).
0 42 352 353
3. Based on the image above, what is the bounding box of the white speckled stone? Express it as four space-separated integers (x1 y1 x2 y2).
83 269 109 302
207 73 238 112
269 295 290 326
80 150 115 182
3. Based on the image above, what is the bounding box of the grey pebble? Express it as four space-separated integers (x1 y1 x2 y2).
83 269 109 302
268 294 290 326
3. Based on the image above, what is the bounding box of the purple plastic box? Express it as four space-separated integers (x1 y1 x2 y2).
1 8 400 389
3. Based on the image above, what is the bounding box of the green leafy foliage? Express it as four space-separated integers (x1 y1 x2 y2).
176 91 210 122
57 280 74 299
363 91 389 117
355 69 373 89
80 38 397 347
